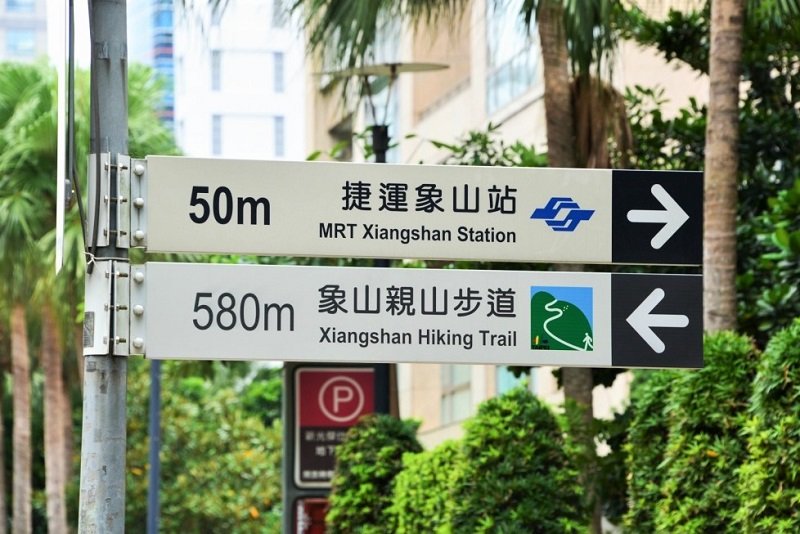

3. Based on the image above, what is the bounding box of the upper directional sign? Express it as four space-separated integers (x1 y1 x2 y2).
136 157 702 266
129 262 702 368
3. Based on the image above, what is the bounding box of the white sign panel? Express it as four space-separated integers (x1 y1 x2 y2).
142 156 702 265
132 262 703 368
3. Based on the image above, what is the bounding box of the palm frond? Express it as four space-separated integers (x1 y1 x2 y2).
291 0 468 103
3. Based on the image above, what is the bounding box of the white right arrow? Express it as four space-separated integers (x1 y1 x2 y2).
626 184 689 249
626 288 689 353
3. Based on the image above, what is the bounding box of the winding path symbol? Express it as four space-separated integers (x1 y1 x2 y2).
542 298 591 351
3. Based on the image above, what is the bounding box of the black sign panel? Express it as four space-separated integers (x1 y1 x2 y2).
611 273 703 368
611 169 703 266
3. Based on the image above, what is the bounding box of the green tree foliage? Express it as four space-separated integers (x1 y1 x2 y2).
741 179 800 335
240 365 283 427
654 332 759 532
623 370 679 532
126 360 282 533
737 318 800 532
449 387 584 533
430 123 547 168
326 414 421 533
389 440 462 533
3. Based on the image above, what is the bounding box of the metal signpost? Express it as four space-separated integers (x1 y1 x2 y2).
134 156 702 266
128 262 702 369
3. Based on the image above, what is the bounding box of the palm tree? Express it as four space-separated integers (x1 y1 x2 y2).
0 60 57 534
703 0 743 331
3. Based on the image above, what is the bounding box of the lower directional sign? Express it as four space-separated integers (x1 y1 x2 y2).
130 263 702 368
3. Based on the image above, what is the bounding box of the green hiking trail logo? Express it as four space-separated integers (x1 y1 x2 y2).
530 286 594 351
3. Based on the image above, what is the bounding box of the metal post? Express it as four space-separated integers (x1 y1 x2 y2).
79 0 128 531
146 360 161 534
370 125 389 164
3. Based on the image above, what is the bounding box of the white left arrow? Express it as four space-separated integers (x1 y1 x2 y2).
626 184 689 249
626 288 689 353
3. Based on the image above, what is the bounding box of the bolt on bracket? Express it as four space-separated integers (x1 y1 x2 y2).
129 264 147 355
130 158 148 248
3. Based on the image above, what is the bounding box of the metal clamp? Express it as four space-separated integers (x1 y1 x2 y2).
82 260 133 356
116 154 131 248
86 153 111 248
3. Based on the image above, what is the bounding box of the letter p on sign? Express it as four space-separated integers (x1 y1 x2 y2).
319 376 365 423
332 385 354 413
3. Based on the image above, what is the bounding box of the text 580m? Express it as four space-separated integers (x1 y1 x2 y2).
192 292 295 331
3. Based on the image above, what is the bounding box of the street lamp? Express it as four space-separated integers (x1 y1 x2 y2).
325 61 448 163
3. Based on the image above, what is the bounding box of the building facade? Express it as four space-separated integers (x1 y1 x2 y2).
1 0 47 62
172 0 306 160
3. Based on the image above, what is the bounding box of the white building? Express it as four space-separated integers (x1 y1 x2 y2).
172 0 306 160
2 0 47 62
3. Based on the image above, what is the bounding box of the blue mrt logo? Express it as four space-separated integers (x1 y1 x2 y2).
531 197 594 232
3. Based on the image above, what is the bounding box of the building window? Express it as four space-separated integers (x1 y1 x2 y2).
273 52 285 93
441 364 471 425
5 29 36 58
272 0 287 28
486 0 538 114
212 115 222 155
152 7 172 29
496 366 533 395
273 116 285 157
6 0 35 13
211 50 221 91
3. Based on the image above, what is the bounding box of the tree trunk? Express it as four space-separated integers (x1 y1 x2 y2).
42 302 68 534
704 0 743 332
61 372 74 487
539 3 599 531
0 361 7 534
10 303 31 534
539 0 578 169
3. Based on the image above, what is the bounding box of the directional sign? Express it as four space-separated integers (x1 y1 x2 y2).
130 262 702 368
137 157 702 265
295 367 375 488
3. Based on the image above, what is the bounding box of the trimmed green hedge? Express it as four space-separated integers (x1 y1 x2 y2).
389 440 462 533
449 387 584 533
623 369 680 532
654 332 759 532
326 415 421 533
737 318 800 532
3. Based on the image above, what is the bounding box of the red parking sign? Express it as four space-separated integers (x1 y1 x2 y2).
295 368 375 488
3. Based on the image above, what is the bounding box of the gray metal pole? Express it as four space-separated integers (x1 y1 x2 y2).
78 0 128 531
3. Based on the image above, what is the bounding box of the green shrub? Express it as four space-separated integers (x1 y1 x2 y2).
326 414 421 533
623 369 680 532
389 440 463 533
737 318 800 532
450 387 584 533
654 332 759 532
